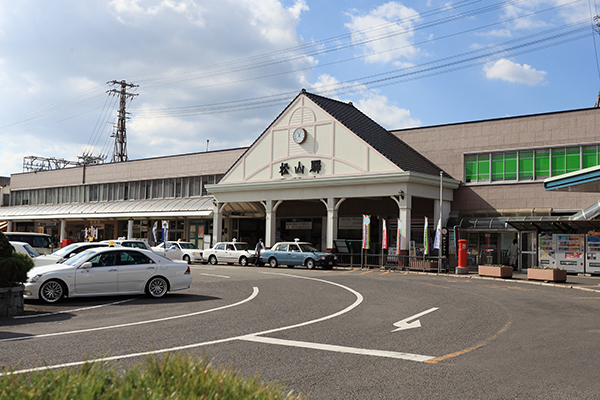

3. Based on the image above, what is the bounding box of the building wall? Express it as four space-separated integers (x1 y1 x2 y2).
10 148 247 190
392 108 600 212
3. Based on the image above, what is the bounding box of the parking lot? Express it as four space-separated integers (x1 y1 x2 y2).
3 265 600 399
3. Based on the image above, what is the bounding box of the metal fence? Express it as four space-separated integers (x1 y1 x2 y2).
336 253 450 272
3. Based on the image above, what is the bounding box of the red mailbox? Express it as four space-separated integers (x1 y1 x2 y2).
458 239 468 269
61 239 73 248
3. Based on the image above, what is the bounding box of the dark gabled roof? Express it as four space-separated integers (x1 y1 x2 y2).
304 91 448 177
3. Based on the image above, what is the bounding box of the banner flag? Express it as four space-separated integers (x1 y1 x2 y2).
433 219 442 249
382 219 388 250
152 221 158 242
424 217 429 255
396 219 401 255
362 215 370 249
162 220 169 242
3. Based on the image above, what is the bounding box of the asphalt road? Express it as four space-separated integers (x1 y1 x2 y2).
2 265 600 399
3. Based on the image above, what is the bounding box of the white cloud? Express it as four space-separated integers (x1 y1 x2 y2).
345 2 420 64
483 58 547 86
354 92 420 129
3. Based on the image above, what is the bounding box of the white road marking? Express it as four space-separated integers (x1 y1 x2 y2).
391 307 439 332
200 273 231 279
240 336 435 362
12 298 138 319
0 287 259 343
2 273 436 376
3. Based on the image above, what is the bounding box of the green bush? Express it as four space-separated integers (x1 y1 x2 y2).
0 232 34 287
0 352 306 400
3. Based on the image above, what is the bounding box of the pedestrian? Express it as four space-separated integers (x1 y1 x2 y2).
508 239 518 270
254 238 265 266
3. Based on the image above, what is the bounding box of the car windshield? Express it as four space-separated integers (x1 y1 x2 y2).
178 242 198 250
63 250 95 266
235 243 249 251
298 243 319 252
52 243 79 257
23 244 40 258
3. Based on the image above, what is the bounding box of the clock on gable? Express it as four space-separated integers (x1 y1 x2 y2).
292 127 307 144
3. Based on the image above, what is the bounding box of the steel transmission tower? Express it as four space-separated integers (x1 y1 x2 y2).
107 80 138 162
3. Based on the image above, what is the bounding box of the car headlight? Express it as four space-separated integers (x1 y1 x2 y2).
193 252 200 256
27 274 42 283
318 255 325 260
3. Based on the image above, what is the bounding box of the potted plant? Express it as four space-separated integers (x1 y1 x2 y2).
478 264 513 278
0 232 34 317
527 267 567 283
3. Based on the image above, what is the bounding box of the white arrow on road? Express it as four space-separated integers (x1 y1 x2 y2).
391 307 439 332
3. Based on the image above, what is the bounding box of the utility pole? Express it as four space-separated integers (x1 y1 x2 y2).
107 80 138 162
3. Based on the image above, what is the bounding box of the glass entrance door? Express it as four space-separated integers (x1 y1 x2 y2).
520 231 537 271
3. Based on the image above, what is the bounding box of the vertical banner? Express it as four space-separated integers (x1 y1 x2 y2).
382 219 388 250
433 219 442 249
396 219 401 255
162 220 169 242
423 217 429 255
362 215 370 249
152 221 158 243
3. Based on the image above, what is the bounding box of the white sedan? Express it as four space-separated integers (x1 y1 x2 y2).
152 241 203 264
203 241 253 266
23 247 192 303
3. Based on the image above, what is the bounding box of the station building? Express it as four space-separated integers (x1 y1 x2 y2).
2 90 600 270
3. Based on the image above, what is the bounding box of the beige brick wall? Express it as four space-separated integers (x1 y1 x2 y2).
393 108 600 213
10 148 246 190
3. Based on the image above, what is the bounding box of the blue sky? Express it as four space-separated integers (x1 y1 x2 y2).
0 0 598 177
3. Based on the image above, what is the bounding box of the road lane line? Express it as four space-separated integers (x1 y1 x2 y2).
0 287 259 343
12 298 138 319
200 273 231 279
424 321 512 364
240 336 434 362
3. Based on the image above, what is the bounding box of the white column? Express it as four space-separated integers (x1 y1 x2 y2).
59 220 66 243
262 200 282 247
321 198 344 251
127 219 134 240
6 220 12 233
396 194 411 252
212 202 225 246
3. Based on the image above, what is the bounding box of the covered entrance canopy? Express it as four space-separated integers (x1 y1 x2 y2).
208 90 460 250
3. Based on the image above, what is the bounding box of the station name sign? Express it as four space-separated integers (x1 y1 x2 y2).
279 160 322 176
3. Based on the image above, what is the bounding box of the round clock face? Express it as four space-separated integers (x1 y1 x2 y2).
293 128 307 144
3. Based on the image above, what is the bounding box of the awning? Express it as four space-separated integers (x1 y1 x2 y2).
0 197 216 221
545 165 600 192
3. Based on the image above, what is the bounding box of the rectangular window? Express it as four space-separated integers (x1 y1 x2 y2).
519 151 534 181
152 180 163 199
551 149 566 176
505 152 517 181
465 155 477 183
491 154 504 181
535 150 550 179
566 147 580 173
582 146 598 169
477 154 489 181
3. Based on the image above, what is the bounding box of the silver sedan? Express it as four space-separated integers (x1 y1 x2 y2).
23 247 192 303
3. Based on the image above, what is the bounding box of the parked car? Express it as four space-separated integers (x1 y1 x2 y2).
100 239 153 250
151 241 203 264
10 241 40 259
259 241 337 269
3 232 56 255
34 241 110 266
23 247 192 303
203 241 252 266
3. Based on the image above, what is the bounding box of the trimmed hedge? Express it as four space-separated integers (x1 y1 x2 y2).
0 232 34 287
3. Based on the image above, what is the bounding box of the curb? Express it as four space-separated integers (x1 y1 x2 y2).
401 270 600 294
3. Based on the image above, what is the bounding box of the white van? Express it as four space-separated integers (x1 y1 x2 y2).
3 232 56 255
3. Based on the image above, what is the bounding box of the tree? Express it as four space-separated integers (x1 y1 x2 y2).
0 231 34 287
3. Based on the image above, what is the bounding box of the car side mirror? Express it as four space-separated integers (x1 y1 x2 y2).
81 262 92 269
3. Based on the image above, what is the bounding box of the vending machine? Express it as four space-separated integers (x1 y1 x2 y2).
538 233 555 267
586 233 600 274
554 233 585 273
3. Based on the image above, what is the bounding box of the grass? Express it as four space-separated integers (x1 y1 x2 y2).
0 352 307 400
